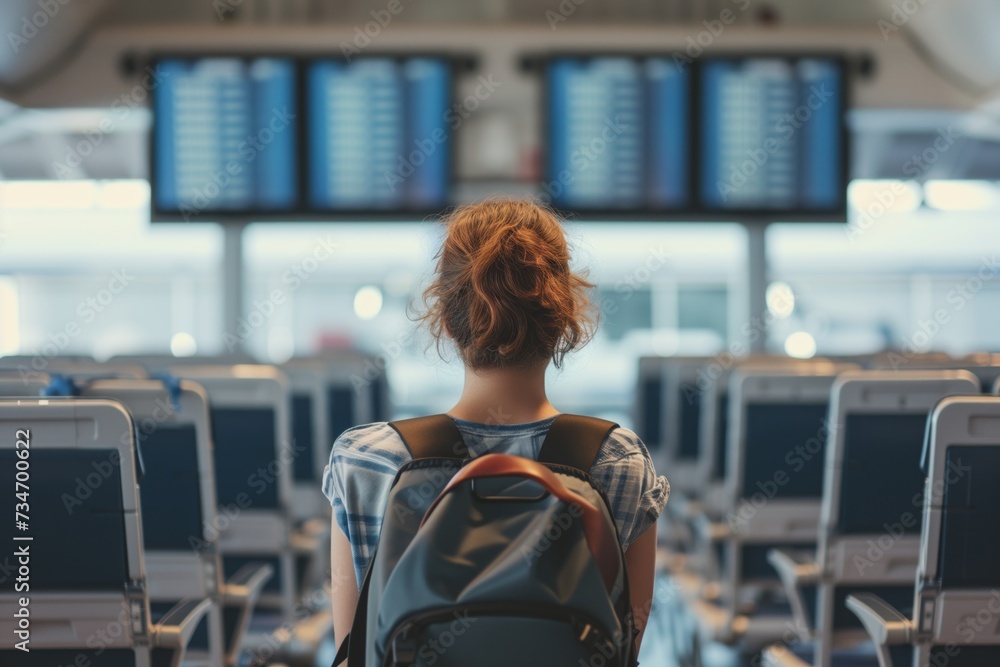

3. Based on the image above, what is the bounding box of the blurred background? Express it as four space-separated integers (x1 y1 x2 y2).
2 0 1000 424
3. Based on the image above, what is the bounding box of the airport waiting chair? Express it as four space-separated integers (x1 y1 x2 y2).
167 365 335 665
0 398 211 667
683 363 853 654
660 356 713 493
843 396 1000 667
657 357 714 556
281 358 337 519
0 356 148 383
312 349 390 433
870 352 1000 394
285 352 389 599
110 353 260 372
0 359 170 398
166 366 300 614
679 358 842 574
762 370 980 667
280 359 336 596
992 375 1000 395
0 372 48 396
634 355 671 455
866 352 956 371
80 378 274 667
0 354 97 379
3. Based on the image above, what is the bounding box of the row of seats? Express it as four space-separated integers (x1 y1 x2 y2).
0 351 389 667
634 352 1000 667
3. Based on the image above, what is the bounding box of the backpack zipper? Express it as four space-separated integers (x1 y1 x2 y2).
383 602 624 667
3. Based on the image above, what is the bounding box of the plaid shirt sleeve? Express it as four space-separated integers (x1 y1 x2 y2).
589 427 670 551
322 422 411 588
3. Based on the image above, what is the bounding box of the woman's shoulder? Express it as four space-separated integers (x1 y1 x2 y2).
330 421 410 465
594 425 651 464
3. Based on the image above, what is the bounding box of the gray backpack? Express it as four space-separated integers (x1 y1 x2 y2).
332 413 636 667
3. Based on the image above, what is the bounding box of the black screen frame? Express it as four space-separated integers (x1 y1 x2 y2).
539 50 851 223
148 51 464 223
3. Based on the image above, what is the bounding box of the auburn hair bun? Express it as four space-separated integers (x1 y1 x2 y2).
420 198 595 369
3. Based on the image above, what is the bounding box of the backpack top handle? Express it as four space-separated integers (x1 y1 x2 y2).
420 452 620 591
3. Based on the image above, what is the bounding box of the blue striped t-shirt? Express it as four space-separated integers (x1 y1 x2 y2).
322 415 670 587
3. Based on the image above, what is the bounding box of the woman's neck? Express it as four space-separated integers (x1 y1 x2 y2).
447 362 558 425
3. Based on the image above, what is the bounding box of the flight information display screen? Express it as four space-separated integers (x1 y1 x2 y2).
306 57 452 211
698 56 845 213
545 57 690 211
152 57 298 218
543 54 847 219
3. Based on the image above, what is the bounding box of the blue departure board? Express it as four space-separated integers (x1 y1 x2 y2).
698 57 844 212
545 57 689 211
305 57 451 211
152 57 298 217
544 54 847 219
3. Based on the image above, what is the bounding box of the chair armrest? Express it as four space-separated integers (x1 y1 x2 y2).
768 548 821 638
768 548 820 585
269 610 336 667
292 530 320 554
845 593 913 645
222 562 274 605
151 597 213 667
693 513 730 542
292 519 332 597
690 514 730 583
845 593 914 667
761 643 810 667
221 563 275 666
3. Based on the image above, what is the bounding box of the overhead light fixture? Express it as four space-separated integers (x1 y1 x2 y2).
847 180 921 214
354 286 383 321
924 180 1000 211
784 331 817 359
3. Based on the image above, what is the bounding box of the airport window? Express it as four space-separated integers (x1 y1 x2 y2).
678 285 729 341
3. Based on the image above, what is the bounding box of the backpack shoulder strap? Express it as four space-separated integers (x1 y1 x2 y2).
537 413 619 472
388 414 469 459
